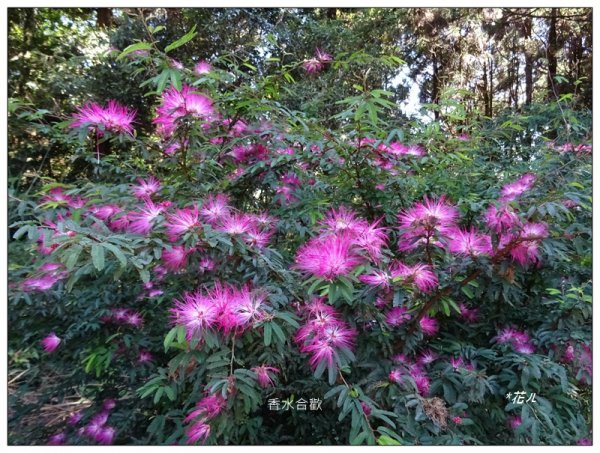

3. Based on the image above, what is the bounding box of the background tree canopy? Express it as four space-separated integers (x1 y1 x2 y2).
7 7 592 447
8 7 592 186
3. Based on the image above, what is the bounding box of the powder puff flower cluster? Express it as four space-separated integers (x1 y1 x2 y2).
302 48 332 74
52 399 118 445
171 282 270 340
294 207 388 281
41 332 61 353
154 84 214 137
101 307 145 328
294 298 356 375
397 196 459 252
22 262 68 292
184 393 226 444
360 261 438 293
494 327 535 354
69 100 136 136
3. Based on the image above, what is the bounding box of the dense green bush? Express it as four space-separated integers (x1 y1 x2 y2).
8 21 592 446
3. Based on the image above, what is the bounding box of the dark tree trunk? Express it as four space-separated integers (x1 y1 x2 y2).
547 8 558 100
524 16 533 106
432 58 440 120
482 61 490 116
96 8 113 28
485 59 494 117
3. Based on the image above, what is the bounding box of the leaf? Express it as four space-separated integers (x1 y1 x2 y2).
327 363 337 385
164 327 178 352
170 70 182 91
271 321 285 343
91 244 105 271
65 245 83 271
165 26 197 53
350 431 368 445
461 286 474 299
101 243 127 268
12 225 32 240
264 322 272 346
117 42 153 61
377 435 402 446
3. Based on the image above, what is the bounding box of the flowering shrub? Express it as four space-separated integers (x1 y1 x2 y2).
8 28 592 446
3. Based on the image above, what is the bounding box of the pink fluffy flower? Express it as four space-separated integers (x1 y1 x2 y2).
508 224 548 267
244 227 273 248
88 203 121 221
194 60 212 75
165 206 201 240
459 304 479 323
40 187 73 206
138 350 153 363
201 194 231 224
41 332 61 352
419 316 439 336
495 327 535 354
68 411 83 426
222 118 248 136
389 369 403 383
48 432 67 445
320 207 367 235
217 213 253 235
484 204 520 233
447 227 492 256
391 262 438 293
251 365 280 388
450 356 464 370
23 274 62 292
232 286 267 326
103 399 117 411
405 144 426 156
154 84 214 136
162 245 191 272
305 340 335 369
417 349 439 365
353 220 389 262
184 393 226 444
320 323 356 350
385 307 412 327
95 426 116 444
521 222 549 239
397 196 458 250
507 415 522 429
131 176 161 199
294 232 364 281
500 174 536 202
315 48 332 63
186 394 226 423
359 270 391 289
70 100 136 135
296 304 355 373
171 290 219 339
186 420 211 444
125 311 144 328
303 58 323 74
128 200 166 235
411 369 431 395
398 196 459 232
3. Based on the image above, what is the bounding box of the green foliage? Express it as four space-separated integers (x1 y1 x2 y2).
7 7 592 447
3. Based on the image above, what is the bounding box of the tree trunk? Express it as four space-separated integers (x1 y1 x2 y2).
432 58 440 120
96 8 113 28
524 16 533 106
547 8 558 100
487 59 494 117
